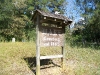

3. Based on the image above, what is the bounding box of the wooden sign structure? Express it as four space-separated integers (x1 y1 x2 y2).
32 10 72 75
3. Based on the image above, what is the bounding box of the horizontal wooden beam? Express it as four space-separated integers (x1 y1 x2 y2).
40 55 63 60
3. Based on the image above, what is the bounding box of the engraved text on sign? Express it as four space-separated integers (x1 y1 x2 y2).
40 27 64 46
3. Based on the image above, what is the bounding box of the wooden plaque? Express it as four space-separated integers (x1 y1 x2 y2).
40 26 65 47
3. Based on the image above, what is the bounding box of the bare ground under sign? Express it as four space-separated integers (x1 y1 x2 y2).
24 57 66 75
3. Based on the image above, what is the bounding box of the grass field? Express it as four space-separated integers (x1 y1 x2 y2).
0 42 100 75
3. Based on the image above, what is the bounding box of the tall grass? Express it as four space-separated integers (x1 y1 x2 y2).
0 42 35 75
0 42 100 75
65 44 100 75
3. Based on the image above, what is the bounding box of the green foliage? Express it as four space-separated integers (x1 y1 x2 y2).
65 26 72 43
72 0 100 45
83 2 100 42
26 0 65 13
0 0 14 41
0 0 66 42
47 0 65 13
0 0 30 41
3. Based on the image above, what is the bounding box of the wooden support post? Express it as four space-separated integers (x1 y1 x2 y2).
36 15 40 75
36 46 40 75
61 26 66 70
62 46 65 69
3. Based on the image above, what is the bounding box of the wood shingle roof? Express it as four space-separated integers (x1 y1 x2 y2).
32 10 72 26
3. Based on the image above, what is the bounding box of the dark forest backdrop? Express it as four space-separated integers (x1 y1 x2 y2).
0 0 100 46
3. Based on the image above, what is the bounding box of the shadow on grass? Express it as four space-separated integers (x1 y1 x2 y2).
24 57 60 75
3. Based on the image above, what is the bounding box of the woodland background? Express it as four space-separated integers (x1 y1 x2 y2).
0 0 100 47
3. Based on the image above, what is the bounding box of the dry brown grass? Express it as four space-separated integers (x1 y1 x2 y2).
0 42 100 75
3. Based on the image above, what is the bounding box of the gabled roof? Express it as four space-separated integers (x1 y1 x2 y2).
32 9 72 25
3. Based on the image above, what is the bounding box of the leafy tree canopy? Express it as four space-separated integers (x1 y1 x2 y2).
0 0 66 41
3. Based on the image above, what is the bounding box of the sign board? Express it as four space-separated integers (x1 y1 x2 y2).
40 26 65 47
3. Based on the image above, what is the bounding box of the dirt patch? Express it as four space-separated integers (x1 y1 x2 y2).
24 57 78 75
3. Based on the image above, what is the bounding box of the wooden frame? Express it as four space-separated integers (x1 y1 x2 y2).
32 10 72 75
